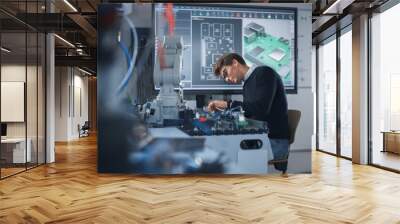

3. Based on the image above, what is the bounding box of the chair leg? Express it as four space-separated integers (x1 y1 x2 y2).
268 157 289 176
280 160 288 177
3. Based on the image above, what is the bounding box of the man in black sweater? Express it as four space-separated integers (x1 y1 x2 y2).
208 53 290 173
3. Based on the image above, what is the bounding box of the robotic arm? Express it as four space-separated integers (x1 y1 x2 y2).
140 35 186 126
154 36 183 98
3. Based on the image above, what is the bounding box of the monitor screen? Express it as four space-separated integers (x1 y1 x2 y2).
154 4 297 92
1 123 7 137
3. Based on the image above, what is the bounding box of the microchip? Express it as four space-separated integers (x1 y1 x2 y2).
268 48 286 62
244 28 257 43
244 28 255 37
247 22 265 34
249 46 265 57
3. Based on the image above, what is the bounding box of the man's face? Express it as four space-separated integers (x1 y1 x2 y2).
220 60 242 84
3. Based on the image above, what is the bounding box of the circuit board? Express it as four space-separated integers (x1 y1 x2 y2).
179 109 268 136
243 23 293 85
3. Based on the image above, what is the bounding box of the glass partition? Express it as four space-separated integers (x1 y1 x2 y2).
339 27 352 158
0 1 46 179
370 3 400 171
317 35 337 155
1 31 28 177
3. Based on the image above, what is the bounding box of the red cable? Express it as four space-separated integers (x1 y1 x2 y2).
158 3 176 70
164 3 175 36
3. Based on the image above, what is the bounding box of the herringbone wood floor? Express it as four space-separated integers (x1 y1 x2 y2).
1 135 400 224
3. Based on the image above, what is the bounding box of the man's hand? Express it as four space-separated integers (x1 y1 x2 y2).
207 100 228 112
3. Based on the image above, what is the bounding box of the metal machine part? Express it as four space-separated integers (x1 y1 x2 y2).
139 36 186 126
148 127 271 174
204 134 270 174
129 136 226 174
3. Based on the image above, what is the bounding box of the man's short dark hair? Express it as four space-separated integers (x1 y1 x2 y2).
214 53 247 76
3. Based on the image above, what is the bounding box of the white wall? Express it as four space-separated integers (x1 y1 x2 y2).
312 45 316 150
72 72 89 138
55 67 89 141
1 82 25 122
1 65 41 137
1 65 25 126
1 65 27 140
55 67 69 141
287 4 313 151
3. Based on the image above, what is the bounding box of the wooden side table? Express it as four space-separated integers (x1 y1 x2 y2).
382 131 400 154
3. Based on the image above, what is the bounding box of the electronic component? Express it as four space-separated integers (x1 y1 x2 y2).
248 46 265 58
244 28 257 43
179 107 268 136
268 48 286 62
247 22 265 35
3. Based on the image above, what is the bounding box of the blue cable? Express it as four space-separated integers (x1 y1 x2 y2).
118 41 132 65
116 16 139 95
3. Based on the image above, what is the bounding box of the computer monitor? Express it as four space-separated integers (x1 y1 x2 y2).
154 4 297 93
1 123 7 137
